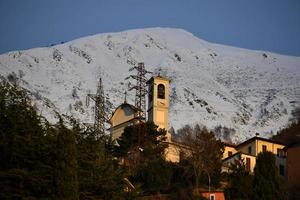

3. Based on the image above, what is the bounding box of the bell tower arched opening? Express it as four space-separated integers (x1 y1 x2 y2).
157 84 165 99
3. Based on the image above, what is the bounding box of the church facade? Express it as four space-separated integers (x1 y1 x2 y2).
109 74 181 162
109 103 138 141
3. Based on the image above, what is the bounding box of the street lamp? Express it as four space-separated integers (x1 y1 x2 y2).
203 169 211 192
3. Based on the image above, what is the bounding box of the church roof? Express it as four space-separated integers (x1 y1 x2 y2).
108 102 137 124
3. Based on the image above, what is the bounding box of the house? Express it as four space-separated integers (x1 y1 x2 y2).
284 143 300 200
223 143 237 159
196 188 225 200
223 151 256 172
223 134 286 175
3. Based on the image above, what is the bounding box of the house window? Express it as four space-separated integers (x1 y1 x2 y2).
279 165 285 176
246 157 251 172
277 149 286 158
248 146 252 154
210 194 215 200
157 84 165 99
228 151 233 157
262 145 267 152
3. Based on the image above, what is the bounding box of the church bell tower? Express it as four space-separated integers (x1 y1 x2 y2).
147 75 170 132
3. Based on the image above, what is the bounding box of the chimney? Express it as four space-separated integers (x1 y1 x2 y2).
255 133 260 137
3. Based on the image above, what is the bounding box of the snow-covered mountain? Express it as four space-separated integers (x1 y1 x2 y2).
0 28 299 142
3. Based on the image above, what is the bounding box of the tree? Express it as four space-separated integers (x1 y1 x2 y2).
272 112 300 145
114 122 169 194
252 152 287 200
0 80 56 199
178 124 224 190
76 126 132 200
114 122 167 167
133 157 173 194
0 80 137 199
55 119 79 200
225 159 253 200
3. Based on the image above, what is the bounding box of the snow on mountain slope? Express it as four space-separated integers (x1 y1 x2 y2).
0 27 299 142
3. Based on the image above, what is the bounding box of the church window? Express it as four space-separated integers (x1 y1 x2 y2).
157 84 165 99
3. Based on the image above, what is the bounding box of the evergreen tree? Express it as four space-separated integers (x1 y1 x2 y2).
77 127 132 200
272 113 300 145
0 81 56 199
252 152 287 200
225 159 253 200
114 122 169 194
114 122 167 166
133 157 173 194
55 120 79 200
0 80 137 199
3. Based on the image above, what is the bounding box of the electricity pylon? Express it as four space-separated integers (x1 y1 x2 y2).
126 62 151 122
125 62 151 165
86 78 106 138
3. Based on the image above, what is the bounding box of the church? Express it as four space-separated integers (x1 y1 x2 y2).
109 71 181 162
108 69 289 171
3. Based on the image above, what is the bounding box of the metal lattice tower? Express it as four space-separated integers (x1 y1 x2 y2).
86 78 106 137
126 62 151 122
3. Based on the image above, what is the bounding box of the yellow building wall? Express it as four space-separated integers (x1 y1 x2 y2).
256 140 285 155
255 140 286 177
111 122 133 141
110 106 135 127
236 139 286 176
222 153 256 173
223 146 237 159
237 139 285 156
164 143 180 163
238 141 257 156
110 104 136 141
164 142 192 163
147 76 170 132
241 154 256 173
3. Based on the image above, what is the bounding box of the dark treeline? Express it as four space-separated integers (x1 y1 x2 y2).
272 111 300 145
0 81 131 199
0 80 288 200
0 80 226 199
225 151 287 200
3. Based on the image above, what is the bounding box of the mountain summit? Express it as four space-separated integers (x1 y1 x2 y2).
0 28 299 142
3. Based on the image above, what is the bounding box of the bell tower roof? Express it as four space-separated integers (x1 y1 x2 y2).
146 74 171 84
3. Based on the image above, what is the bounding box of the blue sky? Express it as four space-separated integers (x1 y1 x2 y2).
0 0 300 56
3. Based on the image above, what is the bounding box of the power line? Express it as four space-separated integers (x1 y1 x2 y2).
172 109 241 113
